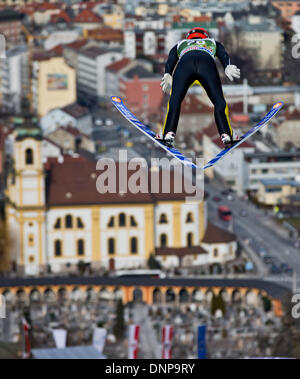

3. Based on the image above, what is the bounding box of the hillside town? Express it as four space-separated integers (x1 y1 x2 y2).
0 0 299 360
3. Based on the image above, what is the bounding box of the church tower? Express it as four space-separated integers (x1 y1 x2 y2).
6 116 46 276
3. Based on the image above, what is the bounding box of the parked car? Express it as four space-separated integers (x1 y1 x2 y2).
94 118 103 126
105 118 113 126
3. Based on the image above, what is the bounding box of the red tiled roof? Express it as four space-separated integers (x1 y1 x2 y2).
193 15 211 22
283 108 300 120
231 113 250 123
203 124 219 139
85 27 123 41
36 3 61 11
201 222 236 244
228 101 244 113
47 162 196 206
50 44 64 56
181 94 213 114
65 39 89 50
73 9 103 23
50 10 72 24
106 58 131 72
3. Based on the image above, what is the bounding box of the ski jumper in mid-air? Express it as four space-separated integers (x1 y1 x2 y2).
156 27 241 147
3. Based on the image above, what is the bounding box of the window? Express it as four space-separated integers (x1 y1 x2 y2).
108 216 114 227
108 238 115 255
130 237 138 254
159 213 168 224
160 234 167 248
130 216 137 227
119 213 126 227
187 233 193 247
55 240 62 257
25 148 33 164
186 212 194 223
65 215 72 228
77 217 84 228
54 218 61 229
28 234 34 247
213 248 218 257
77 239 85 256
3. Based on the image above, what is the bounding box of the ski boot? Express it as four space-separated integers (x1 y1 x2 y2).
221 130 241 147
155 131 176 148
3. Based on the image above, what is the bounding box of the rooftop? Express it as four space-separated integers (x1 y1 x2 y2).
61 103 90 119
123 65 158 79
201 222 236 244
260 179 300 187
46 160 196 206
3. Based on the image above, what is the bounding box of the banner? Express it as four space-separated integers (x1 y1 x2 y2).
162 325 173 359
22 318 31 359
92 327 107 353
52 329 67 349
197 325 206 359
128 324 140 359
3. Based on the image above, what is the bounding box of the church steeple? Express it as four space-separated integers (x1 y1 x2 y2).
8 115 45 208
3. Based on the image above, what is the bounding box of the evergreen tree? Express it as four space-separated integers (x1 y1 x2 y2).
147 254 161 270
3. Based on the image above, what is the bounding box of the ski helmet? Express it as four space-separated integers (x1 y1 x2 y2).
186 27 209 40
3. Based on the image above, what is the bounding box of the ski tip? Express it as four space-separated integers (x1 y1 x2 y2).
111 96 122 103
272 101 283 110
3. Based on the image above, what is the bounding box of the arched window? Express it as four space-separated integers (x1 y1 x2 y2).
55 240 62 256
25 148 34 165
159 213 168 224
186 212 194 223
187 232 194 247
54 218 61 229
77 239 85 256
160 234 167 248
28 234 34 247
107 216 114 227
130 237 138 254
130 216 137 227
77 217 84 228
108 238 115 255
119 213 126 227
65 214 73 228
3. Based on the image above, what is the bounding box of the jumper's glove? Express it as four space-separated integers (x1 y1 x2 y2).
225 65 240 81
160 73 172 94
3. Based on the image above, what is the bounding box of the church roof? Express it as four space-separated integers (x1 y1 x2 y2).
46 159 197 206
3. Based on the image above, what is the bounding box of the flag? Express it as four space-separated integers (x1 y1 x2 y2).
162 325 173 359
52 329 67 349
197 325 206 359
128 324 140 359
92 327 107 353
22 317 31 359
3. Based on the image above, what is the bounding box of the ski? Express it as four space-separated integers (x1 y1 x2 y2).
111 96 198 169
203 102 284 169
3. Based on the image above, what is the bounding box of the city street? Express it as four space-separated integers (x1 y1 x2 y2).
205 178 300 290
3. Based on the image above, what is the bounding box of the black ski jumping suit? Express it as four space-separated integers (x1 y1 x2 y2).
162 38 233 138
